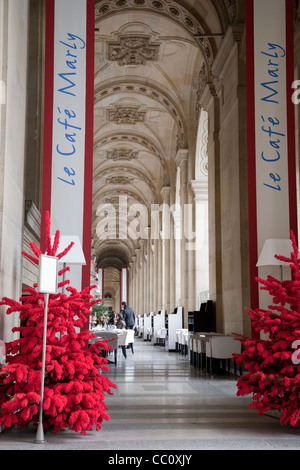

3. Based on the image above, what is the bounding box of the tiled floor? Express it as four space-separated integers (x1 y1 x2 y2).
1 338 300 450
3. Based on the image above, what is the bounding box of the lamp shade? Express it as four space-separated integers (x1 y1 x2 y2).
51 235 86 265
256 239 292 267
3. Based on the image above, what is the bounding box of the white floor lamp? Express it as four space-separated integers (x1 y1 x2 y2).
256 238 293 282
51 235 86 293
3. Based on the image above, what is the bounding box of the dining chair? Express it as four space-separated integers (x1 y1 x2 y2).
205 335 241 375
189 336 195 365
89 331 118 366
156 328 166 346
118 329 135 359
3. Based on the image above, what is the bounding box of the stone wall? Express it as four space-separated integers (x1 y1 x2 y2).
0 1 30 342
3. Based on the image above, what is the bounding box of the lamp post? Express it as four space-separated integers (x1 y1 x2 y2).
34 238 86 443
35 255 58 444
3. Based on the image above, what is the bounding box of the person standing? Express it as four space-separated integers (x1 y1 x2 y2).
121 301 135 329
115 312 126 329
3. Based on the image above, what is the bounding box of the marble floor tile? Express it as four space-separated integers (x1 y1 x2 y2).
1 339 300 451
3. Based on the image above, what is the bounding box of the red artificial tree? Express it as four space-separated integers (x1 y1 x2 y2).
0 212 116 435
234 231 300 427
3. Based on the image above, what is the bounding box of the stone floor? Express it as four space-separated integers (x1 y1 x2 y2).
1 338 300 452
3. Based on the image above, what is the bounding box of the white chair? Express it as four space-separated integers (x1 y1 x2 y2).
156 327 166 346
195 337 204 369
138 320 144 338
175 329 181 352
205 335 241 375
118 329 135 359
176 329 188 355
189 336 195 365
180 330 189 356
146 326 152 341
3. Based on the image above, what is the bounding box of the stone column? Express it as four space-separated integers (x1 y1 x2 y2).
160 186 171 314
149 242 154 312
172 209 181 307
135 248 141 315
169 189 176 312
175 149 189 324
153 238 159 313
190 178 209 307
128 261 134 309
202 25 249 335
139 239 146 314
0 1 30 342
131 255 137 313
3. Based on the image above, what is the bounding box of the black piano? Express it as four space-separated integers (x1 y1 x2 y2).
188 300 215 332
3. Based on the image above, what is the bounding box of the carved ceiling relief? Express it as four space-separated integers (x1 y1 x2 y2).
212 0 238 30
108 35 160 65
106 148 139 161
95 0 214 66
108 106 146 124
95 135 165 167
106 176 134 185
93 0 219 272
94 83 186 148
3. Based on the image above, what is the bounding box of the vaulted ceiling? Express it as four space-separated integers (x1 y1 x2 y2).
92 0 237 273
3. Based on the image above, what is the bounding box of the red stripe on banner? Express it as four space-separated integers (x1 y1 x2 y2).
81 0 95 289
41 0 55 252
286 0 298 241
246 0 259 330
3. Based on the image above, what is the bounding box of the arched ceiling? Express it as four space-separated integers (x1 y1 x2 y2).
92 0 236 271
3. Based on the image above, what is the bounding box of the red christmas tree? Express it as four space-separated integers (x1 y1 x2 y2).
234 231 300 427
0 212 116 435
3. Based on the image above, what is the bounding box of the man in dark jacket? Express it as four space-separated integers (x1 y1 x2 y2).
121 302 135 329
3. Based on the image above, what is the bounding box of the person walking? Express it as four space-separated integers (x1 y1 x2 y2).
121 301 135 329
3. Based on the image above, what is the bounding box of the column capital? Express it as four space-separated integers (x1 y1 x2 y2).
160 186 171 204
190 178 208 200
175 149 188 169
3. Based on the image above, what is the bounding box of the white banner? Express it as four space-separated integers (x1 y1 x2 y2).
52 0 87 290
247 0 297 324
254 0 290 250
42 0 94 291
51 0 87 238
